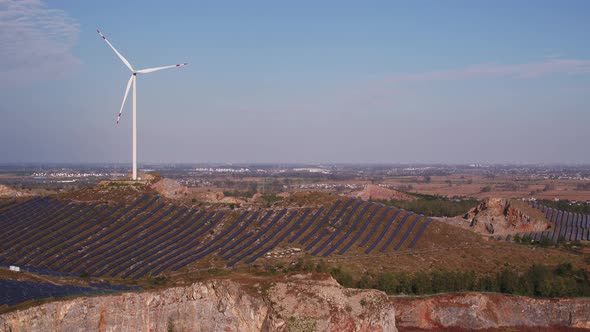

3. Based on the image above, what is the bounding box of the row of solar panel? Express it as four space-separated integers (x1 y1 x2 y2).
0 279 140 307
0 196 433 279
528 202 589 230
493 227 589 242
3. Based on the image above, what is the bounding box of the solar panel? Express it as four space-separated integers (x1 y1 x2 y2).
139 212 225 278
228 211 299 266
359 206 390 247
299 200 342 245
289 207 324 243
364 208 399 254
313 200 364 256
394 215 423 251
324 203 372 256
407 218 433 249
224 209 288 260
97 207 191 277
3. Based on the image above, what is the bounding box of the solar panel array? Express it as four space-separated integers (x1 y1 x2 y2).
0 279 139 307
0 196 434 279
516 202 590 242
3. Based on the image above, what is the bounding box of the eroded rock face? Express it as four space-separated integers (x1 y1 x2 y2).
391 292 590 330
0 275 397 332
267 274 397 332
0 279 267 332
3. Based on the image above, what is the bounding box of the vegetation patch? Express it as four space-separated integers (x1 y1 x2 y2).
287 316 316 332
536 199 590 215
374 193 478 217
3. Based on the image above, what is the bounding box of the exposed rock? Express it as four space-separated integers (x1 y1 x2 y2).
0 279 267 332
463 198 547 237
150 178 188 198
485 222 494 234
392 292 590 330
267 274 397 332
276 192 290 199
0 275 397 332
0 185 30 197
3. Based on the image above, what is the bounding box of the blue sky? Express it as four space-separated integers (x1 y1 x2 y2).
1 0 589 164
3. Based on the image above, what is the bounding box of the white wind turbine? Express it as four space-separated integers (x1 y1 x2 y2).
97 29 187 180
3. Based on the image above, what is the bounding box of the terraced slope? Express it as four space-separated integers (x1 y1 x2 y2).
0 195 433 279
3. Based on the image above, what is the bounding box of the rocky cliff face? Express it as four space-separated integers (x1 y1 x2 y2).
463 198 547 236
392 292 590 330
0 275 397 332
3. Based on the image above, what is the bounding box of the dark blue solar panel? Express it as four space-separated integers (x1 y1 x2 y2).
223 209 288 260
305 228 329 252
289 207 323 243
0 198 66 241
228 211 299 266
122 210 212 278
0 203 95 264
299 200 342 245
70 202 169 274
407 218 433 249
42 197 154 270
394 215 423 251
82 204 176 275
505 234 511 241
96 207 190 277
30 203 124 267
112 208 200 276
335 203 378 254
364 208 400 254
314 200 364 256
1 201 79 249
19 204 109 265
243 211 305 265
216 211 267 257
0 279 140 307
359 206 389 247
324 203 372 256
379 211 412 252
136 211 224 278
156 210 256 273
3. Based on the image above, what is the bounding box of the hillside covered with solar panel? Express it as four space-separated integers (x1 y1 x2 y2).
1 178 588 312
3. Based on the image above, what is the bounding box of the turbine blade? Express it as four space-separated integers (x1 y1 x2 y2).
117 75 134 124
97 29 134 72
136 63 188 74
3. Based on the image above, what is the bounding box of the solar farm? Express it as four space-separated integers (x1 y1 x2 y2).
0 195 433 280
523 202 589 242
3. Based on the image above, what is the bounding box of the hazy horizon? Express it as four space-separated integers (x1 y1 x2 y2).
1 1 589 165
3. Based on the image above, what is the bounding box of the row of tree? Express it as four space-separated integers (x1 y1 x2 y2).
374 193 478 217
537 199 590 215
291 260 590 298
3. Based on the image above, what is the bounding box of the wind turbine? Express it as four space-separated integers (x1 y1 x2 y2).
97 29 187 181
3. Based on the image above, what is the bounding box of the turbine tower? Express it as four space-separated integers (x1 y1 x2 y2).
97 29 187 180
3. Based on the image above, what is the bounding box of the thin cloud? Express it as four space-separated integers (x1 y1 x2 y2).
0 0 80 86
394 58 590 82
